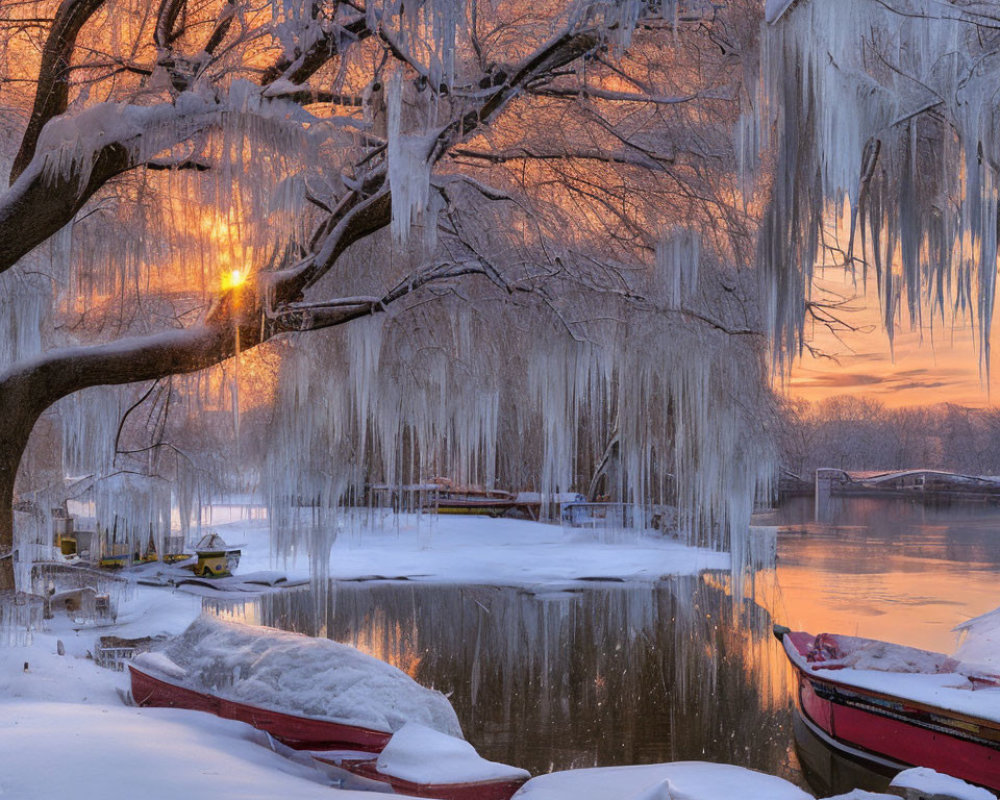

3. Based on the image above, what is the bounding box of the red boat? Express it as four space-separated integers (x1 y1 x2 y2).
774 625 1000 791
128 662 391 751
311 751 528 800
130 663 529 799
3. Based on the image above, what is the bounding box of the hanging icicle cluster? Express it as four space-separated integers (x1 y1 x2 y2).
262 230 776 585
755 0 1000 373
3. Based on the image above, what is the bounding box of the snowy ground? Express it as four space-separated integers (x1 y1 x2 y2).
0 511 985 799
204 509 733 584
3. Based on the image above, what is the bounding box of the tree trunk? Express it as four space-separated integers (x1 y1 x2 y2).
0 374 46 591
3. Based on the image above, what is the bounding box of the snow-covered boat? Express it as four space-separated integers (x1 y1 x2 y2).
309 723 530 800
774 624 1000 791
128 661 392 750
127 615 462 751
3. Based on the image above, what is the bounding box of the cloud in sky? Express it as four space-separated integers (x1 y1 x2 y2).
784 272 994 407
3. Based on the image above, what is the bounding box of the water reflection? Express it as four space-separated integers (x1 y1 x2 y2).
225 577 800 781
791 712 893 797
758 496 1000 653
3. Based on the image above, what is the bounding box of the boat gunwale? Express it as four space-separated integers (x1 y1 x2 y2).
778 630 1000 735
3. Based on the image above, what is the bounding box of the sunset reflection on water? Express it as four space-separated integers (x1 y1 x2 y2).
757 496 1000 653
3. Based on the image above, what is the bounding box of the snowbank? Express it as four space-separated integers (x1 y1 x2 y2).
0 506 823 800
891 767 997 800
510 762 812 800
0 701 374 800
139 614 462 736
955 606 1000 669
217 512 731 586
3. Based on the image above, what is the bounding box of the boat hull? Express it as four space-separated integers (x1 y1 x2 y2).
777 628 1000 791
434 499 516 516
312 754 527 800
128 664 392 751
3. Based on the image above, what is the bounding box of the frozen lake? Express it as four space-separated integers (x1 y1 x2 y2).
208 497 1000 793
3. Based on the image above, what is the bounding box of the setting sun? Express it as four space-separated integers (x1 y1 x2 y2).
222 269 246 291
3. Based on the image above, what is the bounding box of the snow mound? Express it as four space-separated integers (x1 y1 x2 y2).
955 606 1000 669
376 722 530 784
890 767 997 800
133 651 187 680
0 701 362 800
151 615 462 736
511 762 811 800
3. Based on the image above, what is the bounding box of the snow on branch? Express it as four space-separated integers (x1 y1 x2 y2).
262 12 371 86
0 80 330 275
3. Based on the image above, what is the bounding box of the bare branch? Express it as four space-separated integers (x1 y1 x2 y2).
451 146 674 170
10 0 106 183
155 0 185 49
527 86 701 105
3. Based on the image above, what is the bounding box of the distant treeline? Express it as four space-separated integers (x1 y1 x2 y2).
780 396 1000 478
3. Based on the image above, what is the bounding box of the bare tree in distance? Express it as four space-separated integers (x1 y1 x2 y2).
777 397 1000 477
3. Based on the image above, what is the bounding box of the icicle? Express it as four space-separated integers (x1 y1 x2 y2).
655 230 700 310
387 71 433 247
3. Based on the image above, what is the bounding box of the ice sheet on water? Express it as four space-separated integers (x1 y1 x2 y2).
148 615 463 736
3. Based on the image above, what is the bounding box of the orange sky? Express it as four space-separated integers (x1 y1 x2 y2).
784 267 999 408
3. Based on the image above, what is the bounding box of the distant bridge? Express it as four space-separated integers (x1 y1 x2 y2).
803 468 1000 505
